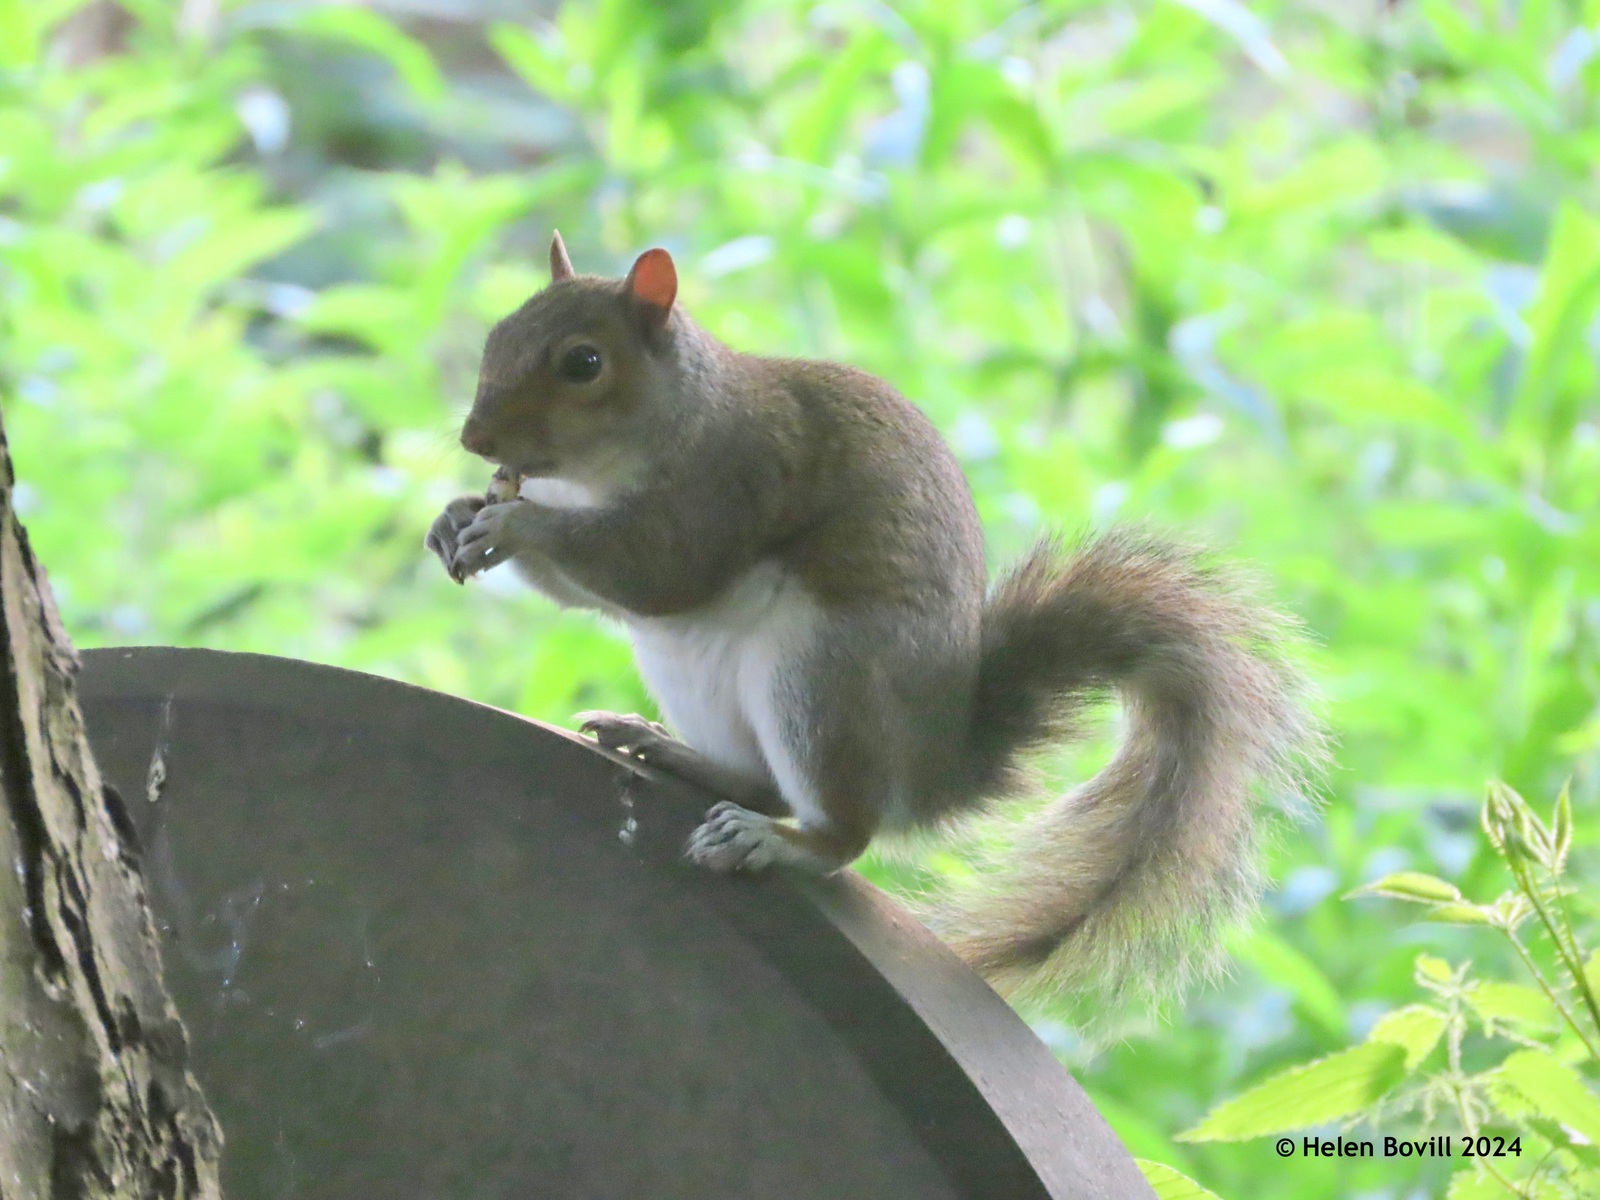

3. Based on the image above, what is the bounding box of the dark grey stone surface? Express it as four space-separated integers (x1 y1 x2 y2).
79 646 1154 1200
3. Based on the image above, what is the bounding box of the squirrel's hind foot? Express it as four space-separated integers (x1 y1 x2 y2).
684 802 856 876
685 802 787 872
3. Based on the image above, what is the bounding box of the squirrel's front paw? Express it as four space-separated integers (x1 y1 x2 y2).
425 494 488 584
451 501 528 581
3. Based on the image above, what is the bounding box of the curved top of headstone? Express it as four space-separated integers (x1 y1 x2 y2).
79 646 1152 1200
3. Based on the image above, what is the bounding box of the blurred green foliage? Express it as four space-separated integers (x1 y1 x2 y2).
2 0 1598 1196
1186 781 1600 1199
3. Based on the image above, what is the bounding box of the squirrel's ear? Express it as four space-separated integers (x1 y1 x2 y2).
625 248 677 328
549 231 575 283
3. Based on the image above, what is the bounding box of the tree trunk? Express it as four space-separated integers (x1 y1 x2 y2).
0 411 222 1198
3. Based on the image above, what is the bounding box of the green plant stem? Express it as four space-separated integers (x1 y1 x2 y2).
1547 881 1600 1049
1478 1157 1530 1200
1526 1146 1560 1195
1509 857 1600 1043
1501 928 1600 1063
1446 1076 1529 1199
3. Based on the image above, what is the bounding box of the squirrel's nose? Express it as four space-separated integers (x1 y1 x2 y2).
460 416 495 458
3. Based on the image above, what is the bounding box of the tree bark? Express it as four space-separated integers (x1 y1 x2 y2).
0 410 221 1198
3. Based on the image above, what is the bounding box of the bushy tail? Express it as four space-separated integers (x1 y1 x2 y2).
936 529 1323 1012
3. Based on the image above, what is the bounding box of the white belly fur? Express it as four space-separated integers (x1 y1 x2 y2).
626 561 822 825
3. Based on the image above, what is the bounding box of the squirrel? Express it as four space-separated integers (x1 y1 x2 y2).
425 231 1322 1005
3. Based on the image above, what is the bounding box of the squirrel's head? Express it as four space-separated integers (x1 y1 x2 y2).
460 232 682 482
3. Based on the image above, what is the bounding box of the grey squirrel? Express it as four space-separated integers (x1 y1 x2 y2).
425 232 1322 1004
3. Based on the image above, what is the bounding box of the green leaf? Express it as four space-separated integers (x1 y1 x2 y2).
1173 0 1288 79
0 0 31 67
1488 891 1535 932
0 0 82 67
1483 781 1548 867
1414 955 1458 987
297 285 420 355
1425 904 1494 926
1445 1167 1514 1200
167 210 316 296
1350 872 1462 904
783 29 891 164
489 21 573 101
1366 1004 1449 1069
1178 1044 1408 1141
1551 781 1572 873
1094 73 1219 139
1236 139 1385 217
1513 202 1600 440
1135 1160 1225 1200
1465 982 1559 1032
292 6 446 101
1495 1050 1600 1144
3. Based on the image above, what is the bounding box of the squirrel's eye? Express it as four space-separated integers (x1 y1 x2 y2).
558 344 603 383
